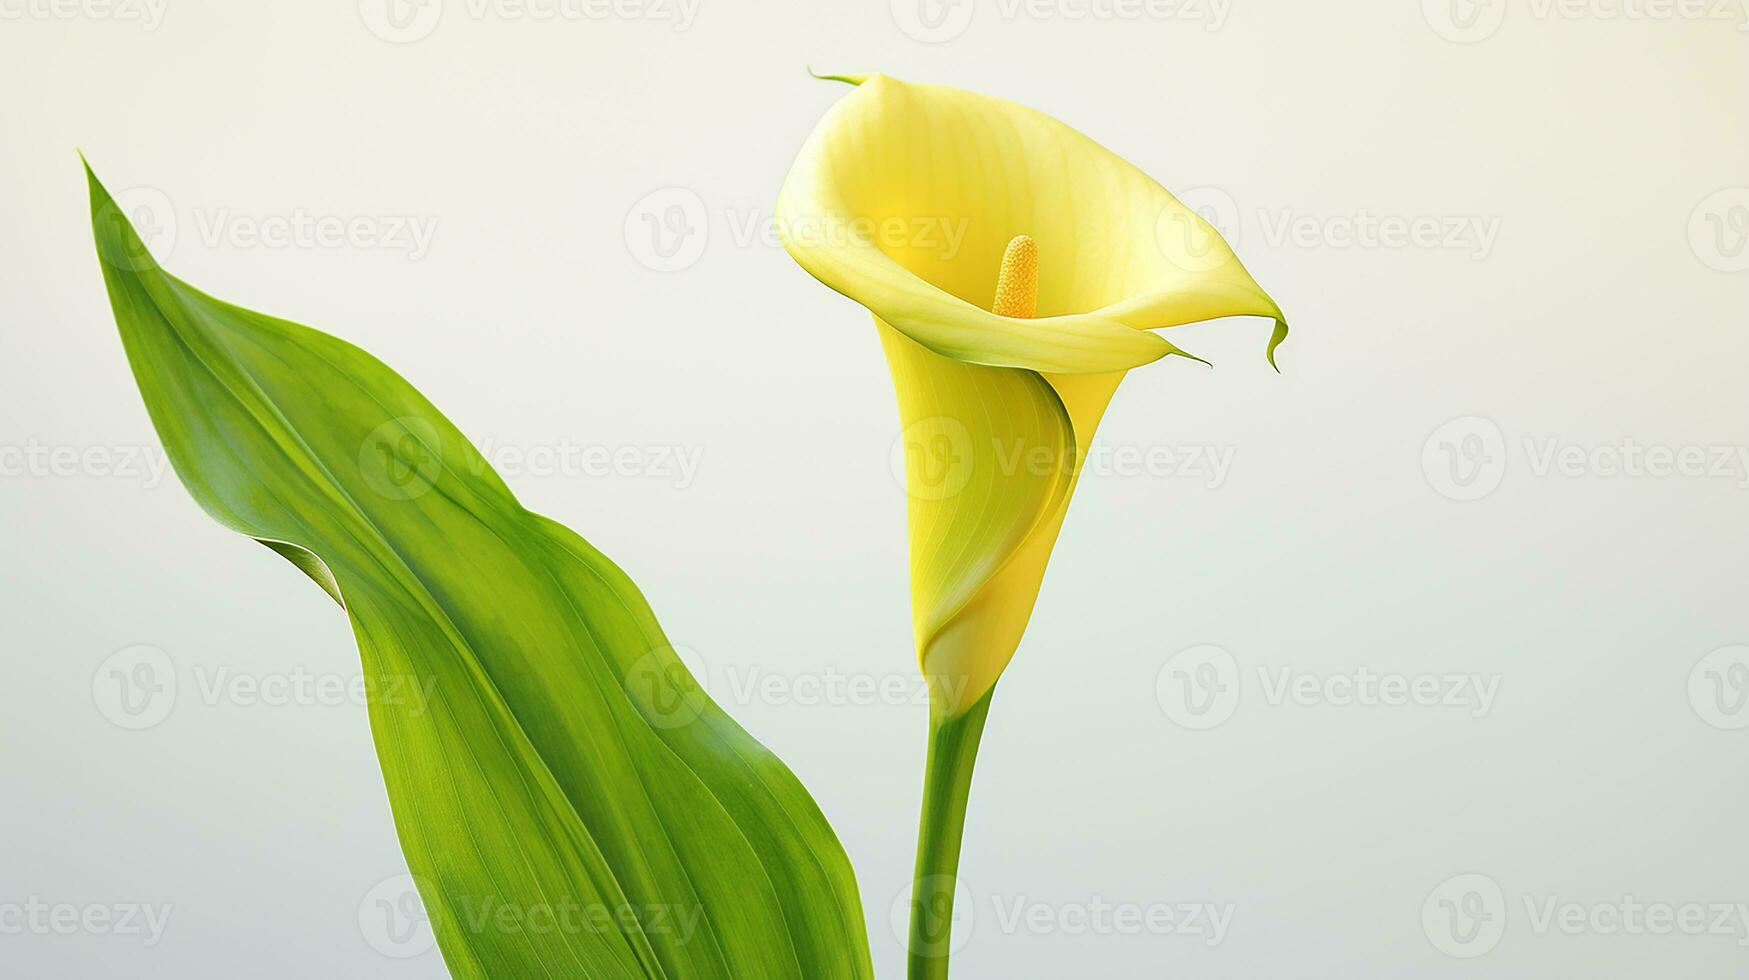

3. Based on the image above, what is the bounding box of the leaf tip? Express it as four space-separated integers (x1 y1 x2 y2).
81 152 110 204
84 160 162 277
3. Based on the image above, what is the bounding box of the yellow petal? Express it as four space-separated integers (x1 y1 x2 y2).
776 74 1288 374
881 324 1072 713
781 75 1288 716
916 374 1128 716
887 242 1133 715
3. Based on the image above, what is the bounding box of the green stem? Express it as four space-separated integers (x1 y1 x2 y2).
907 688 994 980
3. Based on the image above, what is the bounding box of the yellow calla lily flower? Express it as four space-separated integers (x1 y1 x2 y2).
778 73 1287 719
778 73 1288 979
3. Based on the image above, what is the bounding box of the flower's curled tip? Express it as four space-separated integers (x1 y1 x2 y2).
806 67 868 86
1266 317 1289 373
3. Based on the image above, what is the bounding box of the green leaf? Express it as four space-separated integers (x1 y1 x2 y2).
85 163 873 980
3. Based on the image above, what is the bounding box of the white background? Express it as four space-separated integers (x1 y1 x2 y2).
2 0 1747 976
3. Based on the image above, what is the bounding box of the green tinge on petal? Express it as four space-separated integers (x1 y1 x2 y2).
882 322 1080 714
883 330 1143 715
806 67 870 86
1267 317 1290 371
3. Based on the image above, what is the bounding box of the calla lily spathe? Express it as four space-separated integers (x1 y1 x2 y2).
778 74 1287 719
